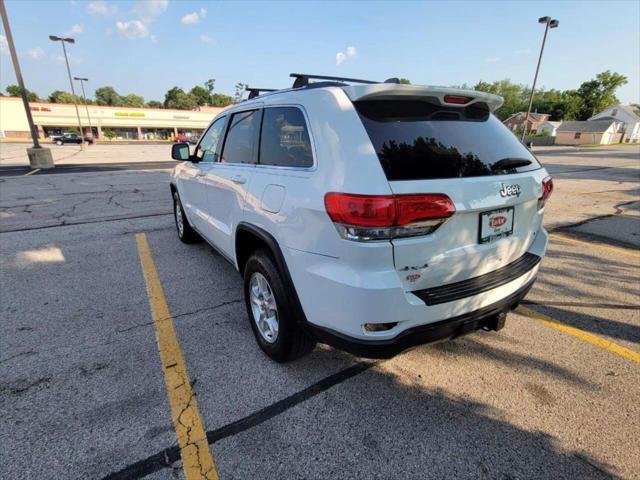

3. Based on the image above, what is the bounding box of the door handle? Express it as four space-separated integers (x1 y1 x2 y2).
231 175 247 184
196 172 206 178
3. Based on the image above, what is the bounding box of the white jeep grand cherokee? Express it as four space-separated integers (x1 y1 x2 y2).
169 74 552 362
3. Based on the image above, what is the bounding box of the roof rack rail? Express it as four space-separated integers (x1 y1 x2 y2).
290 73 399 88
245 86 278 100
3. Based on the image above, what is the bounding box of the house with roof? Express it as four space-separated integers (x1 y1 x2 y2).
502 112 550 134
555 120 622 145
588 104 640 143
538 121 561 137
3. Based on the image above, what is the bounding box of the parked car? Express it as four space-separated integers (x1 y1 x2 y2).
51 132 93 145
174 133 189 142
169 74 552 362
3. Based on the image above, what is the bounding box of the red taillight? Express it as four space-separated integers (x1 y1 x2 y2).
443 95 471 105
324 193 455 240
538 176 553 209
395 194 456 225
541 176 553 201
324 193 396 227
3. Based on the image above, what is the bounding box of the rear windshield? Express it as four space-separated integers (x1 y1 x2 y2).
355 100 541 181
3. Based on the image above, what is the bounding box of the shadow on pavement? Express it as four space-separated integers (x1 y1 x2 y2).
524 301 639 346
101 343 615 480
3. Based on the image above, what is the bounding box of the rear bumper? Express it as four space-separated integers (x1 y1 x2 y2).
305 278 535 358
285 226 547 350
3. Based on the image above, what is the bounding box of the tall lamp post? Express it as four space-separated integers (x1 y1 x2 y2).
49 35 85 149
74 77 93 139
521 16 559 142
0 0 54 168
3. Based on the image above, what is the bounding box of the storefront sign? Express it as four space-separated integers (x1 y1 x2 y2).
173 115 190 119
115 112 146 117
30 106 51 112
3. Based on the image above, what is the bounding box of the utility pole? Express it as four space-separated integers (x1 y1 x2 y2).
74 77 93 138
0 0 54 168
49 35 85 149
521 16 559 142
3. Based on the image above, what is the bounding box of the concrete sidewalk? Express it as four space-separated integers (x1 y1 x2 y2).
0 142 176 167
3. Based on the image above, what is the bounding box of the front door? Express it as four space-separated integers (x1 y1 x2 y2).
204 109 262 259
188 116 228 241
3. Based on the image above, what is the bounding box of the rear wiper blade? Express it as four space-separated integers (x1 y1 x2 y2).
491 158 532 171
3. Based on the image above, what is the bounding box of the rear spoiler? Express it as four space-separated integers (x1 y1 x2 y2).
340 84 503 112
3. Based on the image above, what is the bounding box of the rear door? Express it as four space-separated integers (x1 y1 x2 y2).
355 98 546 291
203 108 261 259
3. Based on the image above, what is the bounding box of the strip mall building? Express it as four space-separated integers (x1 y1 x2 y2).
0 96 224 141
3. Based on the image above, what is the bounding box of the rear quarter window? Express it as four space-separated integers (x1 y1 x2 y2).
355 100 541 181
259 107 313 168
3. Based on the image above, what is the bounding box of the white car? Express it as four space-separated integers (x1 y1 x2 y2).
169 74 552 362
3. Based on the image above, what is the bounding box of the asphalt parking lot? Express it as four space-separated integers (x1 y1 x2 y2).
1 143 638 479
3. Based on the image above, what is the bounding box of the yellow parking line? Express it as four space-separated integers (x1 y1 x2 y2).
517 306 640 364
135 233 219 480
550 233 640 258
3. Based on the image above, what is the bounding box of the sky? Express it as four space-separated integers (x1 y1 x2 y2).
1 0 638 104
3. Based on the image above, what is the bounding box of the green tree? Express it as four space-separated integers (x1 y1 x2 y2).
204 78 216 95
164 86 184 108
121 93 145 107
189 85 211 106
165 87 197 110
95 86 123 106
398 78 411 84
210 93 234 107
146 100 163 109
576 70 628 119
473 79 527 120
234 83 248 103
102 128 117 140
6 84 39 101
48 90 79 103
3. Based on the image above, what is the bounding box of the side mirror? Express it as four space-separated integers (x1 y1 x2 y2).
171 142 191 161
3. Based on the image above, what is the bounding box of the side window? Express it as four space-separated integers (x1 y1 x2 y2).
259 107 313 168
220 110 261 164
195 117 227 163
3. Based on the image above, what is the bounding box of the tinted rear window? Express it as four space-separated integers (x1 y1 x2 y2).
355 100 541 181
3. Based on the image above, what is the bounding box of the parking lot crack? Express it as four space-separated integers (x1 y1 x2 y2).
2 376 51 395
0 350 37 365
101 361 375 479
171 300 243 322
116 301 242 335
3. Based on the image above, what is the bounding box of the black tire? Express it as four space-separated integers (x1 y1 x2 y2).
244 249 315 362
173 191 199 243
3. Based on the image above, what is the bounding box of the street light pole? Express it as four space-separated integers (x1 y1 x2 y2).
49 35 85 149
74 77 93 138
0 0 54 168
521 16 559 142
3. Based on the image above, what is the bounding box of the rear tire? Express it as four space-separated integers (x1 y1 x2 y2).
244 249 315 362
173 191 199 243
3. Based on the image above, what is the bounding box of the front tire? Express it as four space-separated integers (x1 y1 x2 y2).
173 191 199 243
244 249 315 362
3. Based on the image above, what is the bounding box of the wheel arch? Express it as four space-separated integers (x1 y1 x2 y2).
235 223 286 276
235 222 309 327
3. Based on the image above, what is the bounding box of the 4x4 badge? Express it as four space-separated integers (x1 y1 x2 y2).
499 184 521 197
